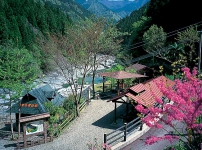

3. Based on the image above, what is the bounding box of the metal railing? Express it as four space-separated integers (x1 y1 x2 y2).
104 117 142 149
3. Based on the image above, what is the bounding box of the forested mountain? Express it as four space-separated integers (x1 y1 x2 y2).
0 0 71 48
117 3 149 33
116 3 150 56
146 0 202 32
99 0 149 12
1 0 201 75
0 0 93 48
0 0 93 71
76 0 122 22
75 0 149 22
117 0 202 46
38 0 93 22
116 0 202 72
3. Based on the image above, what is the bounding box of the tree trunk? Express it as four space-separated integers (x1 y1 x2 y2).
92 71 96 99
75 102 80 117
18 111 21 139
9 101 14 140
92 55 97 99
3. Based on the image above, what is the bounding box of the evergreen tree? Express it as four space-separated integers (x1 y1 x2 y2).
0 45 40 139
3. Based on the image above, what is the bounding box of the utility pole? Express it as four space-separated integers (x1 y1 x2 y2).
198 31 202 73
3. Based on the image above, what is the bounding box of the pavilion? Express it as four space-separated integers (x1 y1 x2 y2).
99 70 147 95
107 76 175 123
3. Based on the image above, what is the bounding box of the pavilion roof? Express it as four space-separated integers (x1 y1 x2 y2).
99 70 147 79
125 63 148 71
108 76 175 107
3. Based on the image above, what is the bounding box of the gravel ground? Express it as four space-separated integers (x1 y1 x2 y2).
27 99 124 150
0 99 125 150
0 139 17 150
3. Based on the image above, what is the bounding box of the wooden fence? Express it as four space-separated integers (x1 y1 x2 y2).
103 117 142 149
58 113 75 132
58 96 90 133
15 136 53 150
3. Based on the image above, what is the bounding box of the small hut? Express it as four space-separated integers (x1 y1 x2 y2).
125 63 153 79
11 84 65 128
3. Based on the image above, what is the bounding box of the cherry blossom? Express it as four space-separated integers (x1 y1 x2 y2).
135 67 202 149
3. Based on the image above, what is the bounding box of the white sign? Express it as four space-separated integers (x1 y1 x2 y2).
26 120 44 135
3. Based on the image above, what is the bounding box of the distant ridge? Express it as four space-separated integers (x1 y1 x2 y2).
75 0 149 21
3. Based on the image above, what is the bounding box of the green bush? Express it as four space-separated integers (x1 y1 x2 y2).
44 102 66 136
62 95 76 114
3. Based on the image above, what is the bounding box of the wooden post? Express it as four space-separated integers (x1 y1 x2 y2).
44 121 47 143
38 139 40 145
124 123 127 141
122 79 124 89
103 76 105 92
117 79 120 95
114 102 117 124
88 88 91 103
104 133 107 150
15 113 18 129
23 124 27 148
140 122 143 131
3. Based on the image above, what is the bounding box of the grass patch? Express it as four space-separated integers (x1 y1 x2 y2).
94 80 112 92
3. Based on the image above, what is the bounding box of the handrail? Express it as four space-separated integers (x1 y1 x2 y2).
104 117 142 148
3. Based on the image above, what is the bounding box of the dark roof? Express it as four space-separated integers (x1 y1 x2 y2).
126 63 151 72
11 99 47 115
125 63 148 71
11 84 65 115
52 93 66 106
39 84 55 98
99 71 147 79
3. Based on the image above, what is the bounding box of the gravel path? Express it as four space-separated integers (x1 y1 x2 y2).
23 99 124 150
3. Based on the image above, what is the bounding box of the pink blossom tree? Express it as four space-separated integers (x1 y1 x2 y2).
135 67 202 149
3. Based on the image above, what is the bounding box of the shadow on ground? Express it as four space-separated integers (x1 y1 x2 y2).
1 123 12 131
99 91 118 100
4 143 17 148
92 104 126 129
0 124 17 149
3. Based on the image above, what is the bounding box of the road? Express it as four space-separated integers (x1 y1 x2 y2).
121 121 186 150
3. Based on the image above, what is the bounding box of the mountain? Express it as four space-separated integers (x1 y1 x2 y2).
75 0 149 21
0 0 94 72
99 0 149 12
37 0 93 22
77 0 122 22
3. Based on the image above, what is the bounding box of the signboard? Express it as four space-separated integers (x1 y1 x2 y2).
26 120 44 135
20 103 38 108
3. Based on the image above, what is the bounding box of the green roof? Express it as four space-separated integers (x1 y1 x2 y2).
11 84 65 115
